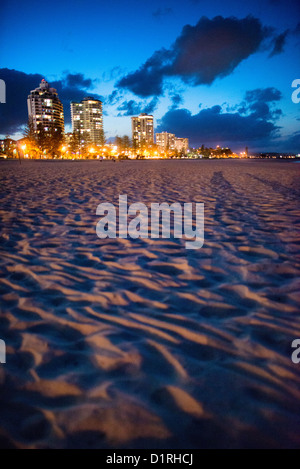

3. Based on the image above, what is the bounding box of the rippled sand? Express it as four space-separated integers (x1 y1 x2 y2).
0 159 300 449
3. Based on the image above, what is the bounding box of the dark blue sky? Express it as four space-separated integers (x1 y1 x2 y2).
0 0 299 152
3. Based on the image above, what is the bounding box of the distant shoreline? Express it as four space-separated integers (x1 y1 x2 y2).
1 156 299 162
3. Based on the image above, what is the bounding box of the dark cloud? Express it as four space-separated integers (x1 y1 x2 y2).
244 87 282 103
248 101 272 119
295 22 300 34
247 101 282 120
64 72 93 88
117 15 282 97
144 97 159 114
152 7 173 18
117 97 158 116
169 93 183 110
0 69 43 135
170 16 272 84
241 87 282 120
157 87 283 148
269 30 289 56
157 106 280 147
117 100 142 116
107 89 123 106
0 68 102 135
51 73 103 111
117 49 172 97
278 131 300 153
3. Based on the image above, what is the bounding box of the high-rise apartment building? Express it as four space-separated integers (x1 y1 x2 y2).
131 113 154 148
156 132 175 150
174 137 189 154
71 97 104 145
27 79 64 135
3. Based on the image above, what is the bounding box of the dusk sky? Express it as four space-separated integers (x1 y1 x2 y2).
0 0 299 152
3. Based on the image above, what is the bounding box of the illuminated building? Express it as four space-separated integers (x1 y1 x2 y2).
131 113 154 148
156 132 175 150
71 97 104 145
64 132 73 144
174 137 189 154
27 79 64 135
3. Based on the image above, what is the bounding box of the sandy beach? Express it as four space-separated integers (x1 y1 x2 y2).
0 159 299 448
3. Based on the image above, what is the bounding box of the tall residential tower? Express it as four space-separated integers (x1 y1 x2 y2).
71 97 104 145
27 79 64 135
131 113 154 148
174 137 189 154
156 132 175 150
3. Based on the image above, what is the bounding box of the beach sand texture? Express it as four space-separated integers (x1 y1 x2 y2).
0 159 299 448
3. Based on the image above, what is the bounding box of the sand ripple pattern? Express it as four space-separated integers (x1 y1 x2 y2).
0 160 300 448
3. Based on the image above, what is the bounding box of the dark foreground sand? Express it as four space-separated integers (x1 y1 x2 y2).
0 159 299 448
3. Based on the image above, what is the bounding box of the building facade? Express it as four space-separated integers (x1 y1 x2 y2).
27 79 64 135
174 137 189 154
71 97 104 145
156 132 175 150
131 113 154 148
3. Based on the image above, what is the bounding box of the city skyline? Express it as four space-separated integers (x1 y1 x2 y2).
25 77 190 155
0 0 299 153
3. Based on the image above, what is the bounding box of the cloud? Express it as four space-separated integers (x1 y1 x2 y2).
157 88 283 148
117 15 283 97
247 101 282 120
52 73 102 108
244 87 282 103
157 106 280 146
101 66 127 83
117 49 172 97
0 69 43 135
278 131 300 153
170 16 272 84
169 93 183 110
241 87 282 120
144 98 159 114
64 72 93 88
117 97 158 116
106 89 123 106
117 100 141 116
152 7 173 18
269 30 289 56
0 68 103 135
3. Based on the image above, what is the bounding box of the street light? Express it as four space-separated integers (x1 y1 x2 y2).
20 144 29 158
89 147 96 159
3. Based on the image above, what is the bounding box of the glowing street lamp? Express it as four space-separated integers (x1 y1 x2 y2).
20 143 29 158
88 147 96 159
